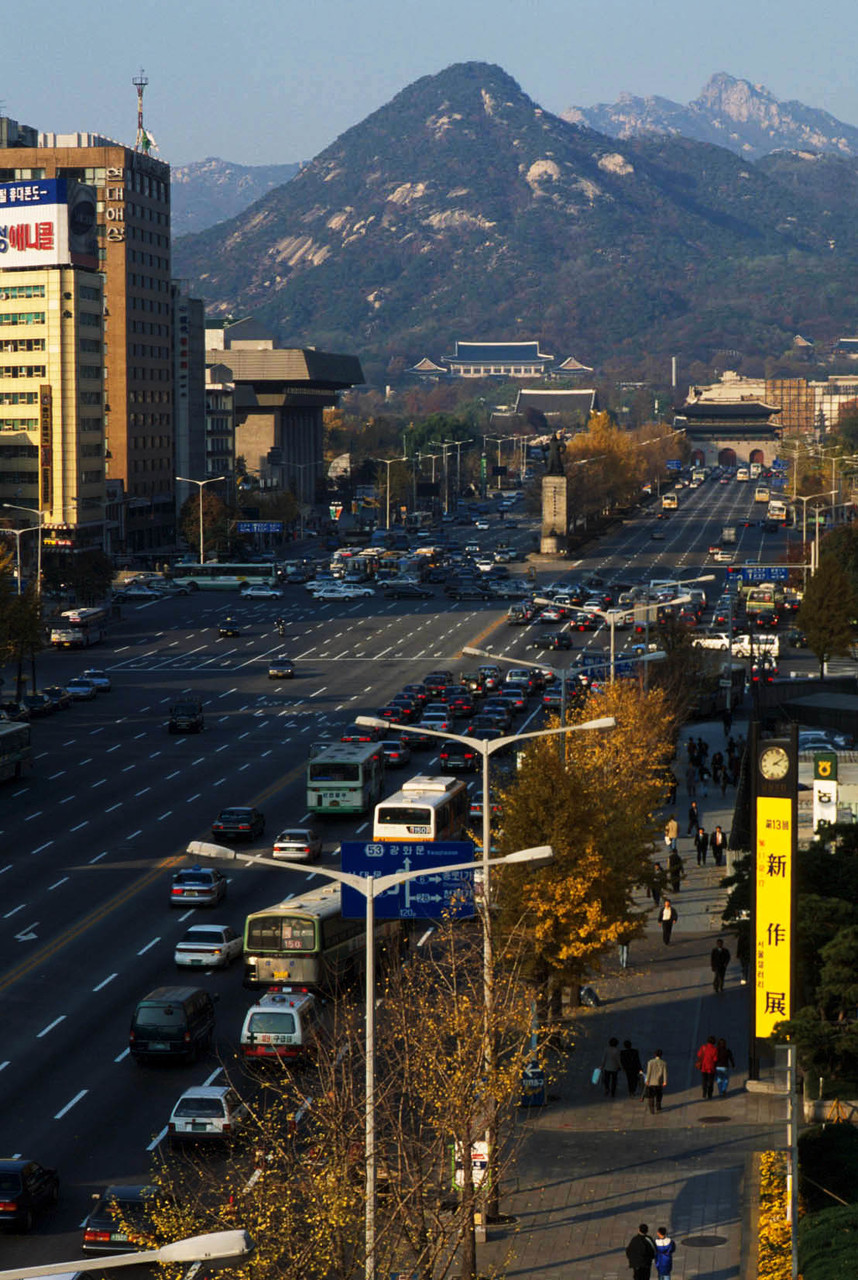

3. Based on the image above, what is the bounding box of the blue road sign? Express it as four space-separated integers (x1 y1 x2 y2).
519 1061 546 1108
735 566 790 583
236 520 283 534
666 459 683 471
340 840 475 920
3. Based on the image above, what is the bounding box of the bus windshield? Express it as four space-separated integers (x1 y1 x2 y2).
376 805 432 827
246 915 316 953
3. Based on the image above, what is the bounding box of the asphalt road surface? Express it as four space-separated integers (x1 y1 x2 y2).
0 478 811 1270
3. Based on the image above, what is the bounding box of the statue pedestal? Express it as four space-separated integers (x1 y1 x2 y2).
540 475 569 554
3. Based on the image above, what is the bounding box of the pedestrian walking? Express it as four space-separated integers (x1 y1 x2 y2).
626 1224 657 1280
659 899 677 945
620 1039 643 1096
650 861 668 907
720 767 729 799
618 929 632 969
685 763 697 798
664 815 678 852
715 1037 735 1095
698 763 710 798
601 1037 622 1097
666 769 677 805
711 825 727 867
695 826 709 866
696 1036 718 1099
654 1227 677 1276
687 800 700 836
697 736 709 762
722 707 733 736
667 849 684 893
711 937 731 992
644 1050 667 1113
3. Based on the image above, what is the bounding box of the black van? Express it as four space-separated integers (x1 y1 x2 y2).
129 986 216 1063
168 699 204 733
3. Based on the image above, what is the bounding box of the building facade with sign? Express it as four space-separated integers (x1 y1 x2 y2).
172 286 206 519
0 122 174 551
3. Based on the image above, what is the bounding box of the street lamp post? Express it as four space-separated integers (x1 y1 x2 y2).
356 710 614 1222
372 457 406 531
0 1229 253 1280
1 503 44 595
189 839 553 1280
176 475 226 565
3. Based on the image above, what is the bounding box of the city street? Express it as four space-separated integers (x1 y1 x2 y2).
0 477 808 1270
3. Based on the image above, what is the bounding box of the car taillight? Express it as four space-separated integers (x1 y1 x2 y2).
171 887 183 895
222 1123 232 1133
84 1229 112 1243
168 1122 176 1133
239 824 250 830
184 1031 191 1042
0 1201 18 1212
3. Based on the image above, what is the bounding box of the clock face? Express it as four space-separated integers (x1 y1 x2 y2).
760 746 790 781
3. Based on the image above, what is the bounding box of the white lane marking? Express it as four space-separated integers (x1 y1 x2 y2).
89 850 108 863
93 973 118 992
30 841 53 854
3 904 25 918
114 1046 131 1062
239 731 249 740
91 778 106 789
218 687 237 699
192 756 204 765
213 777 227 786
106 744 120 753
239 763 250 771
137 936 160 955
187 793 201 803
135 787 151 798
55 1089 88 1119
70 821 88 833
215 744 229 753
126 829 142 840
133 732 146 740
203 1065 222 1086
62 739 77 747
0 1061 8 1072
90 726 104 735
59 796 75 806
78 758 93 766
0 864 10 875
310 686 327 697
121 764 135 773
166 770 181 780
356 822 368 834
149 751 161 760
178 909 194 921
158 810 173 821
49 770 66 780
105 802 122 813
261 749 272 758
14 921 38 940
24 812 43 822
37 1015 66 1038
48 877 70 891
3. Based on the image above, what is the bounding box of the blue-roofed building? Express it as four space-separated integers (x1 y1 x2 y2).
445 340 554 378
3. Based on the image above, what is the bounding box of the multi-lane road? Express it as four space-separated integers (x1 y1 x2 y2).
0 478 802 1269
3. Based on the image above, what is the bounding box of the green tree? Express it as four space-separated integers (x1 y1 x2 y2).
798 555 857 677
179 489 233 559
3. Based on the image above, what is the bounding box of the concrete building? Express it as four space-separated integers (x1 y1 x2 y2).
204 364 235 482
206 320 363 504
0 264 106 552
172 286 206 519
0 118 175 551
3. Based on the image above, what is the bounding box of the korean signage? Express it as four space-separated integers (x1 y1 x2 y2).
104 166 126 243
236 521 283 533
812 751 838 831
340 840 475 920
0 179 97 268
754 795 792 1037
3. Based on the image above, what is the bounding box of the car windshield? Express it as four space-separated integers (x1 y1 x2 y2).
173 1097 225 1118
218 810 249 821
183 930 224 945
247 1011 297 1036
135 1004 184 1029
277 831 309 844
176 873 212 886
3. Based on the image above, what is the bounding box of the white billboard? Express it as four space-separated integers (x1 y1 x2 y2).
0 178 73 267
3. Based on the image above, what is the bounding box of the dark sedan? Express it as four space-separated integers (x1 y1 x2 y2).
0 1159 59 1232
82 1184 157 1253
382 582 432 599
439 740 479 772
211 806 265 840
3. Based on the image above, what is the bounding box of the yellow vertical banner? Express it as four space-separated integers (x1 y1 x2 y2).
755 796 793 1036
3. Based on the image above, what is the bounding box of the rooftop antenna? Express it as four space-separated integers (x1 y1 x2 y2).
133 68 157 153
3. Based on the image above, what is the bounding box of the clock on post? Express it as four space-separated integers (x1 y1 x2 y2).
753 735 797 1044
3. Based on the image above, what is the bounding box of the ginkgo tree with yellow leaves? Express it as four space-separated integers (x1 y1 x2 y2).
495 681 677 1006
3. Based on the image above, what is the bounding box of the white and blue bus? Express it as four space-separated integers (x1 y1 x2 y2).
372 775 469 843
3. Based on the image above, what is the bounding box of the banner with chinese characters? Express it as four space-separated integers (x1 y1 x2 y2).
755 796 792 1036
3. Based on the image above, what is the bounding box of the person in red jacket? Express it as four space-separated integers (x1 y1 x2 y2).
696 1036 718 1099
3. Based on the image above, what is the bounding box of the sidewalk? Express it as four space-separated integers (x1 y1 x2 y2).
481 715 785 1280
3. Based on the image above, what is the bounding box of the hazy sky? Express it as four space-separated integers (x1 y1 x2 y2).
5 0 856 166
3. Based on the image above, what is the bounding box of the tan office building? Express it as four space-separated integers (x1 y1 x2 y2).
0 124 174 551
0 266 105 551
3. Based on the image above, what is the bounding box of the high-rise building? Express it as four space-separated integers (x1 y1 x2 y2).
0 117 174 552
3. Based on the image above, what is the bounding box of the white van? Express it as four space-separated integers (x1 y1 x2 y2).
239 989 321 1065
732 633 780 659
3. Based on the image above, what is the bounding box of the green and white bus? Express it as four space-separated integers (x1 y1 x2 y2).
243 883 400 991
306 742 385 816
169 562 280 591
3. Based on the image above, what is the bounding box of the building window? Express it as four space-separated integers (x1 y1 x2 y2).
0 285 45 299
0 419 38 431
0 365 46 378
0 312 46 326
0 391 38 405
0 338 45 352
79 312 102 328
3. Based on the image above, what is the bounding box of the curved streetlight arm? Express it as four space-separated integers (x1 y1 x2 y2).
0 1230 253 1280
354 713 614 757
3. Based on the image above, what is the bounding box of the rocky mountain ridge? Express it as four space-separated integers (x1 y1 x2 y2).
170 157 300 235
563 73 858 160
172 62 858 379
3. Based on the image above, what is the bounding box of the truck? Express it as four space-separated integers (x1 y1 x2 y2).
721 526 737 545
661 493 678 510
749 462 762 480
